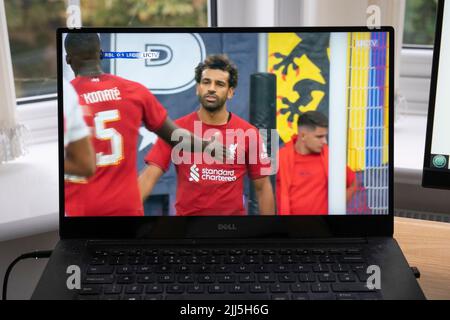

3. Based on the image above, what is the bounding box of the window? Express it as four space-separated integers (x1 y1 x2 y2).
5 0 207 101
403 0 438 47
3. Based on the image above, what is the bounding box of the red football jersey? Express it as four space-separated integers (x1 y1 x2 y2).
65 74 167 216
145 111 271 216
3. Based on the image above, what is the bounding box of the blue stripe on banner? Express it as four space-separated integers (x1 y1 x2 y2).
366 32 384 168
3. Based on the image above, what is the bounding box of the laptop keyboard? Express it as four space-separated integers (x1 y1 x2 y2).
77 246 381 300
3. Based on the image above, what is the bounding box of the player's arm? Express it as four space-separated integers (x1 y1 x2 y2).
138 165 164 202
64 136 96 177
252 177 275 215
155 117 228 160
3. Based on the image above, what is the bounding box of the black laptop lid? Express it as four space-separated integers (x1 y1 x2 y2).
58 27 394 239
422 0 450 189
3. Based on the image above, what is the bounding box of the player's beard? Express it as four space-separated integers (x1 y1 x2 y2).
199 94 227 113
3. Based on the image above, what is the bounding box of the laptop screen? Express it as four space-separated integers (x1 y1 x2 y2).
61 29 391 217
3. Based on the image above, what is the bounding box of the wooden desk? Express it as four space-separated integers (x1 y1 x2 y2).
394 217 450 300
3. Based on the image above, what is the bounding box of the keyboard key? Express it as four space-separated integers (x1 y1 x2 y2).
331 283 373 292
249 284 266 293
215 265 232 273
167 284 185 294
178 275 195 283
205 256 221 264
253 265 271 273
224 256 240 264
137 275 155 284
271 294 290 300
339 273 356 282
340 256 365 263
229 284 247 294
279 249 293 255
109 257 126 265
281 256 299 264
123 295 141 300
87 266 114 274
116 266 134 274
299 273 316 282
332 264 350 273
290 283 308 293
273 265 289 273
146 284 163 294
208 285 226 294
270 284 288 293
144 295 163 300
125 285 143 294
187 284 205 294
78 285 102 295
263 256 279 264
104 284 122 295
198 275 215 283
262 250 276 255
213 249 226 255
313 264 330 272
155 265 172 273
243 256 258 264
158 274 175 283
175 265 191 273
319 256 335 263
313 249 326 255
117 275 135 284
235 265 251 273
82 275 114 284
309 293 336 300
246 249 259 255
291 264 311 273
259 274 276 283
136 266 152 274
90 257 106 265
319 273 336 282
239 274 256 283
292 294 310 300
102 295 120 300
217 275 235 283
128 257 146 265
229 249 243 255
278 274 296 283
311 283 329 293
300 256 317 263
346 248 362 255
194 265 212 273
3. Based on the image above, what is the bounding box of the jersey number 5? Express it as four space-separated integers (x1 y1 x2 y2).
94 110 123 166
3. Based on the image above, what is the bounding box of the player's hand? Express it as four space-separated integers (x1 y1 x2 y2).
203 132 231 163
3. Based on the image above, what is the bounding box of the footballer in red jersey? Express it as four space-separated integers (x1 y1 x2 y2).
139 55 275 216
63 33 227 217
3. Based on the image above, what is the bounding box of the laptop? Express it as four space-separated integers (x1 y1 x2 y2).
32 26 425 300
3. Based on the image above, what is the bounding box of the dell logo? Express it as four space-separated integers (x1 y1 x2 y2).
218 224 237 231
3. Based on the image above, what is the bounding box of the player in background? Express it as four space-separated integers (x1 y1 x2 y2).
276 111 357 215
139 55 275 216
63 79 95 178
64 33 226 216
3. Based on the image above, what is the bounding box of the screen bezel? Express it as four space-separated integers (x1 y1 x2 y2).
58 26 394 239
422 0 450 189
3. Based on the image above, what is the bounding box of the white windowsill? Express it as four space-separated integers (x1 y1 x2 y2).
0 142 59 242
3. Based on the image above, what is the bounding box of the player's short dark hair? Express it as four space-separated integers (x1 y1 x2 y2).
195 54 238 88
298 111 329 130
64 33 101 57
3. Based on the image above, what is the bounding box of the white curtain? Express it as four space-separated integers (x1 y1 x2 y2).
0 0 26 163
